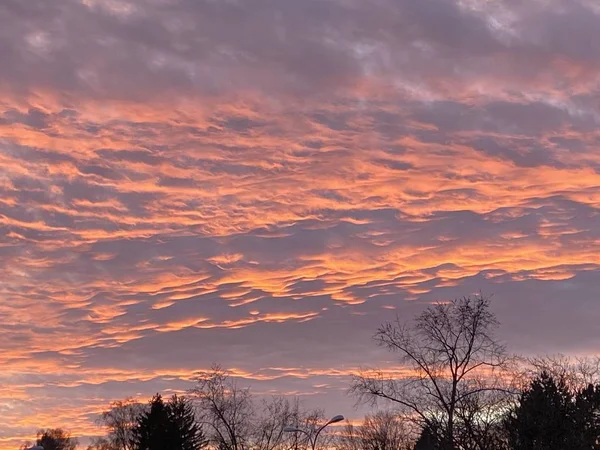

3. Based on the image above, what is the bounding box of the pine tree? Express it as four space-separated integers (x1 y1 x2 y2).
413 424 442 450
130 394 207 450
131 394 172 450
573 383 600 449
168 395 208 450
505 372 576 450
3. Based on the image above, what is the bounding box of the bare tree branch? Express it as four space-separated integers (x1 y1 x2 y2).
350 294 517 450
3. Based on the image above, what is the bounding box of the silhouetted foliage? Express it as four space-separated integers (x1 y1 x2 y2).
169 395 208 450
571 383 600 449
413 424 441 450
503 371 600 450
131 394 171 450
130 394 207 450
36 428 78 450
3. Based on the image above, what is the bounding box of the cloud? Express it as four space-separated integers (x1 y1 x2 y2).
1 0 599 102
1 0 600 448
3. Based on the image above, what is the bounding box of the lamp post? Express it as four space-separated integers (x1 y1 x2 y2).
284 414 344 450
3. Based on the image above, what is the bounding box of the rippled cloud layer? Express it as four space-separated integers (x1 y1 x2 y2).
2 0 600 447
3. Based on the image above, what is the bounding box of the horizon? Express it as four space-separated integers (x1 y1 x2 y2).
2 0 600 448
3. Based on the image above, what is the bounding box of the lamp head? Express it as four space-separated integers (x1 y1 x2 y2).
284 426 301 433
329 415 344 424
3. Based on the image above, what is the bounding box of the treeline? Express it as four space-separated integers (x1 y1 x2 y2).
21 296 600 450
23 367 333 450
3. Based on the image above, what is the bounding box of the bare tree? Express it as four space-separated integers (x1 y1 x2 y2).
283 407 333 450
190 365 327 450
97 397 147 450
338 422 361 450
453 387 511 450
525 354 600 391
254 397 329 450
350 295 515 450
253 396 302 450
190 365 255 450
337 411 414 450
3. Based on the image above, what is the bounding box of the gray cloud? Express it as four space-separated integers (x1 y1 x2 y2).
1 0 598 102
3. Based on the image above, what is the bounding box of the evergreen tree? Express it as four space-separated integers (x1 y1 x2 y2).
168 394 208 450
504 372 576 450
413 424 441 450
573 383 600 449
131 394 173 450
130 394 207 450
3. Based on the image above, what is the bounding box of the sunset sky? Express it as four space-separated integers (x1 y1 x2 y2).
2 0 600 447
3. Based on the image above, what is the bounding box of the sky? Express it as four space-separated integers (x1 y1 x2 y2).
1 0 600 447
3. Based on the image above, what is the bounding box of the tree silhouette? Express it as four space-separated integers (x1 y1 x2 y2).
97 397 146 450
351 295 514 450
573 383 600 449
87 437 116 450
413 424 441 450
130 394 207 450
190 366 254 450
36 428 78 450
131 394 171 450
190 366 324 450
338 411 413 450
168 394 208 450
505 372 577 450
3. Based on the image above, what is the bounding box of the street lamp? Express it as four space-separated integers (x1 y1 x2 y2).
26 447 44 450
284 414 344 450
